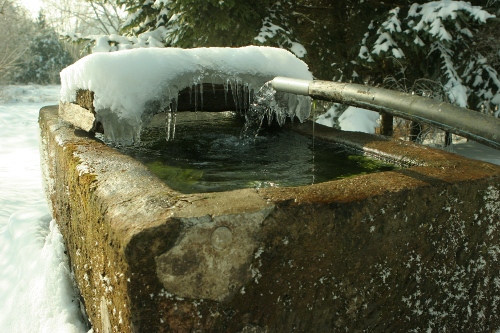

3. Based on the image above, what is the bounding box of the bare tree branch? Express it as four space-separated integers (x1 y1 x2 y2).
42 0 124 36
89 1 111 34
0 1 35 82
97 1 120 32
0 46 28 74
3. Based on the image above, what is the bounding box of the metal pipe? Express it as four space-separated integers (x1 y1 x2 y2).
272 77 500 150
272 77 310 96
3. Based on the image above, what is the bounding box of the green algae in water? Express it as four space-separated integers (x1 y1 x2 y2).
145 161 204 194
118 112 395 193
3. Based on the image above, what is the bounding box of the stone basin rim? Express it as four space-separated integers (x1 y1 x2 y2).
39 104 500 333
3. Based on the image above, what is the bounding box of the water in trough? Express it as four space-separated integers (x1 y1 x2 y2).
116 111 395 194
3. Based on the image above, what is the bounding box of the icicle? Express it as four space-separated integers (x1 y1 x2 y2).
165 98 178 141
229 79 239 113
243 83 249 111
248 86 253 112
237 79 243 112
165 105 172 142
194 81 198 112
235 79 240 112
171 96 178 114
211 74 216 97
224 79 229 106
200 82 204 111
171 97 177 140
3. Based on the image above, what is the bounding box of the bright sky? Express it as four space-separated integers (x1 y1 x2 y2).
19 0 44 18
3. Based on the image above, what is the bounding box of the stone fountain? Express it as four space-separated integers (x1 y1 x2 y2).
39 47 500 333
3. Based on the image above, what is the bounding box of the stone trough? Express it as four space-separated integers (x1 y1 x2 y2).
40 99 500 332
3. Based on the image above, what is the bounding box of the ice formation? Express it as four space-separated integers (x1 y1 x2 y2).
243 81 311 138
60 46 313 145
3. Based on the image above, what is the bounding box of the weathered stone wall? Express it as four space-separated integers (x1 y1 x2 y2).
40 105 500 332
256 182 500 332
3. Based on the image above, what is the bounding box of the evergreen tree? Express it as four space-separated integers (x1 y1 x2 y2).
75 0 301 56
120 0 275 47
354 1 500 114
68 0 499 115
16 12 74 84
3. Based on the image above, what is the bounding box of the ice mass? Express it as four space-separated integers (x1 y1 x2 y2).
60 46 314 144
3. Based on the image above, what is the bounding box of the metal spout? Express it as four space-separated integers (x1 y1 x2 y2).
271 77 500 150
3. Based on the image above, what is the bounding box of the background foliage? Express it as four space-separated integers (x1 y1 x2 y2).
15 13 73 84
2 0 499 116
73 0 499 115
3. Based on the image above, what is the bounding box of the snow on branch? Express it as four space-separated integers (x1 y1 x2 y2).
356 0 498 113
408 0 494 40
430 41 468 107
254 2 306 58
465 55 500 116
371 8 405 58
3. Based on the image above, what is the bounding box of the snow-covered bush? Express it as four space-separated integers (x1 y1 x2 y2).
64 0 307 58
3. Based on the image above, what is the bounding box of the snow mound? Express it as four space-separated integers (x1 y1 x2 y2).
338 107 380 133
316 105 379 134
60 46 313 145
0 89 88 333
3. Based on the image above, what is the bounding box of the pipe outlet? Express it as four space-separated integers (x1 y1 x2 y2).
271 77 311 96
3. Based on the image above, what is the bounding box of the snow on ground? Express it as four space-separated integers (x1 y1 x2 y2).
337 107 380 133
316 105 380 134
0 83 498 333
0 85 88 333
452 139 500 165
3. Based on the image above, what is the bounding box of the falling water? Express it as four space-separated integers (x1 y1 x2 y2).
162 77 311 142
311 104 316 184
240 81 311 139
